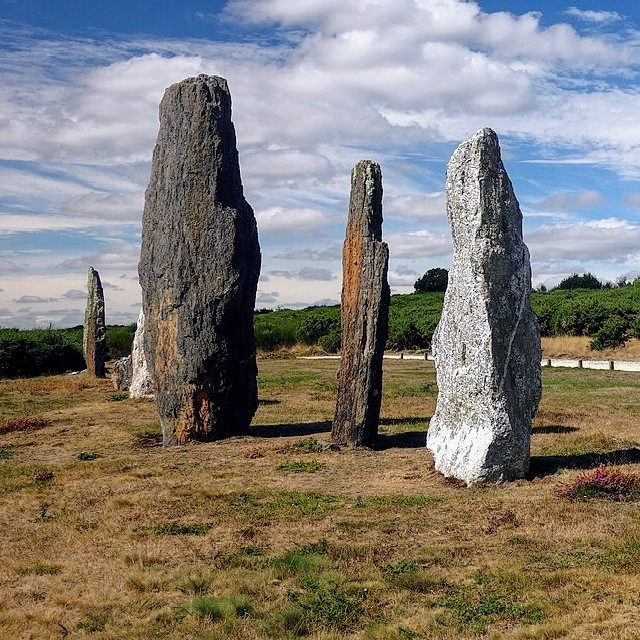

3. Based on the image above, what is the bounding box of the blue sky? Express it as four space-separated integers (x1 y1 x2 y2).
2 1 640 327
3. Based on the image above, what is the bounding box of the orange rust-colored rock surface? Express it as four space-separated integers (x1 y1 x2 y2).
331 161 389 447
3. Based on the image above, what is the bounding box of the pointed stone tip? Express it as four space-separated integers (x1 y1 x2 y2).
352 159 381 182
473 127 497 141
170 74 229 92
449 127 501 168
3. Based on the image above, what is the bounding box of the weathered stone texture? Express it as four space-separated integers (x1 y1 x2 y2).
111 356 132 391
83 266 106 378
426 128 541 484
331 160 389 447
129 308 154 399
139 74 261 445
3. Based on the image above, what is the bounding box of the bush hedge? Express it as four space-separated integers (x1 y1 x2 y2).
3 284 640 377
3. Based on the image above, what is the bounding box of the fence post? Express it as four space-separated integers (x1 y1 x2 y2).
546 358 552 367
399 352 404 360
609 360 614 370
578 359 583 369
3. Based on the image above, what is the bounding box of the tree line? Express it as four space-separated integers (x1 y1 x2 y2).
1 270 639 377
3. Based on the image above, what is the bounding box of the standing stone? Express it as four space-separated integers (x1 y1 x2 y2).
83 266 106 378
331 161 389 447
426 128 541 484
139 75 261 445
111 356 132 391
129 308 153 399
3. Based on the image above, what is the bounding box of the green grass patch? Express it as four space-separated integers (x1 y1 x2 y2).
434 575 545 635
0 445 15 459
285 576 366 633
598 535 640 573
176 573 212 595
270 542 329 579
108 392 129 402
292 437 324 453
277 459 324 473
76 451 101 461
185 595 253 621
19 563 62 576
355 495 442 508
77 610 110 633
150 521 212 536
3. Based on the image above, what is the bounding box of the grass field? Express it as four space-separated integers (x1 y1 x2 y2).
1 359 640 639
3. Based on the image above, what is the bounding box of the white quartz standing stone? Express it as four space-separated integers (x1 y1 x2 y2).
426 128 541 484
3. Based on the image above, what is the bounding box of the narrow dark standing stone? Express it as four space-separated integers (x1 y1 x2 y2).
331 161 389 447
426 128 542 484
139 74 261 445
83 266 106 378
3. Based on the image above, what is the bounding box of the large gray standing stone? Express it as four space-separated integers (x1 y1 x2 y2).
139 74 261 445
129 308 153 399
83 266 106 378
426 128 541 484
331 161 389 447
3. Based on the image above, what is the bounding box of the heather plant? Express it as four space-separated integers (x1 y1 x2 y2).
555 465 640 502
34 470 54 483
0 416 51 434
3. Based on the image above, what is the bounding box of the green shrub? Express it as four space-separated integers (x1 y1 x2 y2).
589 315 629 350
106 324 135 358
0 329 84 377
318 328 341 353
556 272 603 290
387 322 433 351
296 315 340 345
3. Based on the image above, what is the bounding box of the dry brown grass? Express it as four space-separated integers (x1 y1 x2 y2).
542 335 640 361
1 363 640 639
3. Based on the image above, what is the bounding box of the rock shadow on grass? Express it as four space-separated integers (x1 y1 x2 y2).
250 421 331 438
374 430 428 450
529 447 640 478
532 425 579 435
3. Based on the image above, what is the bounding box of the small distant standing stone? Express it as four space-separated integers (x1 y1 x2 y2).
426 128 541 484
139 75 261 445
331 160 389 447
111 355 132 391
83 266 106 378
129 308 153 399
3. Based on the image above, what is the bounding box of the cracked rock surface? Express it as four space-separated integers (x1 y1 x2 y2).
426 128 541 484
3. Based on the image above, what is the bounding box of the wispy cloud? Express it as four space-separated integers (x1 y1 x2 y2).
565 8 623 24
536 190 606 211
